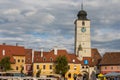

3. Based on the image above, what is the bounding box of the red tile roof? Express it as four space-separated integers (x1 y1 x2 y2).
80 48 102 67
34 49 81 64
0 44 25 63
33 48 101 66
100 52 120 65
25 49 32 64
0 45 25 56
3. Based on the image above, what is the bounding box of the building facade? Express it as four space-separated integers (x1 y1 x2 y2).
99 52 120 74
33 48 81 80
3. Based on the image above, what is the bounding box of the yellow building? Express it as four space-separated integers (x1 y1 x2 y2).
33 48 81 80
0 44 26 73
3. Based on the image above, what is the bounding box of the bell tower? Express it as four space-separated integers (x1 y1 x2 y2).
74 4 91 59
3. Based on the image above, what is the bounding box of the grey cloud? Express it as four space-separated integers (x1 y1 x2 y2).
0 0 120 54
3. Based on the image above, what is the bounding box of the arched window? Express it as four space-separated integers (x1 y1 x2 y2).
68 73 71 78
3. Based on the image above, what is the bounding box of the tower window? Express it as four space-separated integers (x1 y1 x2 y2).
82 21 85 26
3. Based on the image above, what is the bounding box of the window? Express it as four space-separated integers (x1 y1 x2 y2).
82 66 84 69
18 59 20 62
82 21 85 26
117 66 120 69
16 66 18 70
43 57 46 61
105 67 107 69
43 65 46 69
86 66 88 68
74 65 77 70
111 67 113 70
50 57 53 62
37 65 39 69
50 65 52 69
22 59 24 63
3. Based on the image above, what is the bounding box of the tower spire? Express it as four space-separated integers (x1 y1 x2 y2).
81 2 83 10
81 0 83 10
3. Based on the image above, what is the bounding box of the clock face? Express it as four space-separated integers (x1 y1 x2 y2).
81 27 86 32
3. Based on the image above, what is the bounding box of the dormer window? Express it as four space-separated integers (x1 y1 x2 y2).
50 57 53 62
43 57 46 61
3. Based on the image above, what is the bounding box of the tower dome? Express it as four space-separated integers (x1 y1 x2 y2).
77 10 88 20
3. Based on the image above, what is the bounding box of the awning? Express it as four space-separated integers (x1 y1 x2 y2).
105 72 120 77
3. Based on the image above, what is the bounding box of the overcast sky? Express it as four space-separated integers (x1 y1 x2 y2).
0 0 120 55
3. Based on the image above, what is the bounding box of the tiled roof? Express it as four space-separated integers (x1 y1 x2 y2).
0 44 25 63
25 49 32 64
80 48 102 67
0 44 102 66
0 45 25 56
33 48 101 66
34 49 81 64
91 48 102 66
99 52 120 65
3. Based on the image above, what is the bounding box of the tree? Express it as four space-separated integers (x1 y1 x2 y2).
36 69 41 77
0 56 12 71
20 65 24 77
55 55 69 77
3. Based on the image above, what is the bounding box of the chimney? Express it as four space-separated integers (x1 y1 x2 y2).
16 43 18 46
3 43 6 45
2 50 5 56
54 47 58 55
41 48 43 57
32 50 34 63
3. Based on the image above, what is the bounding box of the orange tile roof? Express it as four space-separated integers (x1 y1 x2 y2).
0 45 25 56
80 48 102 67
34 49 81 64
0 44 25 63
100 52 120 65
25 49 32 64
33 48 101 66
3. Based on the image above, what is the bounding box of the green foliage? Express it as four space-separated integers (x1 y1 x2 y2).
0 56 12 71
20 65 24 74
55 55 69 77
36 69 41 77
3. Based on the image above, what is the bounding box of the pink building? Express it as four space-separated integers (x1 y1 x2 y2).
99 52 120 74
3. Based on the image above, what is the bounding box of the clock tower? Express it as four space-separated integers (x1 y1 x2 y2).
74 7 91 59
